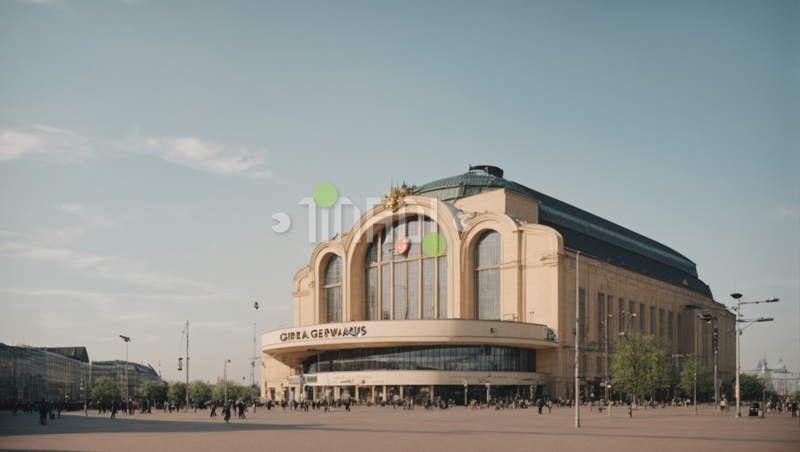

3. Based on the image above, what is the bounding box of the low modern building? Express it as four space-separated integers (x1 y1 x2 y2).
261 165 735 404
91 360 161 400
0 343 159 404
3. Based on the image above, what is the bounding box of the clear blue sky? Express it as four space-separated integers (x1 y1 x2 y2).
1 0 798 385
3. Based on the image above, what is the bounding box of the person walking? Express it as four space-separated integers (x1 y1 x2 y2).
38 399 48 425
223 399 232 423
210 401 217 418
537 399 543 415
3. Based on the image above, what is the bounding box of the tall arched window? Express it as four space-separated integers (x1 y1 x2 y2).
324 256 342 323
475 231 500 320
364 215 447 320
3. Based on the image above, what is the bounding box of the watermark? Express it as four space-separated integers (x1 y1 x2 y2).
271 183 449 256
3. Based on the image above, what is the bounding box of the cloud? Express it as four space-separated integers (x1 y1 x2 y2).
0 241 216 290
0 130 45 161
0 125 90 162
119 132 271 178
771 205 800 219
1 123 273 179
34 203 119 244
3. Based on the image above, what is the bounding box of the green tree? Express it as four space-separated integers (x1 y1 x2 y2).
137 382 167 405
610 330 653 407
89 377 121 404
213 381 247 402
643 337 674 402
678 360 710 399
738 374 765 401
168 382 187 407
189 380 213 402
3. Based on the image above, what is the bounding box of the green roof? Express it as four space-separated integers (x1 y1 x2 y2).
412 167 712 298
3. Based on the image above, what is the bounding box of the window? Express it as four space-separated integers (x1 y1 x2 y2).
597 293 605 343
650 306 656 334
659 309 665 337
324 256 342 323
475 231 501 320
364 216 447 320
618 299 625 333
578 288 586 341
668 311 674 341
639 303 645 332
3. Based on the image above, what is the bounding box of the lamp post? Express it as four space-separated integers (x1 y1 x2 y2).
575 251 581 428
224 359 231 402
252 302 259 412
619 311 636 408
731 293 778 418
698 313 719 410
601 315 612 417
82 362 88 417
693 344 697 416
119 335 131 402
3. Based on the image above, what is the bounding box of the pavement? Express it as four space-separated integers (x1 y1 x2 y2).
1 404 798 452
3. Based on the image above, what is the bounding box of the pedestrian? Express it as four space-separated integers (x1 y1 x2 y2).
38 399 48 425
223 399 232 423
537 399 543 415
111 400 118 419
210 401 217 418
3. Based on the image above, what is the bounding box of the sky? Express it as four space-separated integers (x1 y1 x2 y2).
1 0 798 386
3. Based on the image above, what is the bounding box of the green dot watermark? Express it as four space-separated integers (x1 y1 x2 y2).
422 233 446 257
313 183 338 208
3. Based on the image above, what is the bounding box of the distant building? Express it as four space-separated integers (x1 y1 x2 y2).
91 360 160 400
261 165 735 404
748 355 798 396
0 343 159 403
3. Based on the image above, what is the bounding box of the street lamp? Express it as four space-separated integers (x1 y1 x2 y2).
575 251 581 428
224 359 231 402
252 302 259 412
697 313 719 410
119 335 131 402
601 314 612 417
731 293 778 418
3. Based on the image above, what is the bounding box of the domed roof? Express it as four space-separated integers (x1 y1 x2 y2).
413 165 712 298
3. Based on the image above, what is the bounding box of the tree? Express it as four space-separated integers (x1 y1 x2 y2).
643 337 675 402
610 330 653 407
189 380 213 403
90 377 121 404
137 382 167 405
168 382 187 407
738 374 766 401
678 360 710 399
213 381 246 402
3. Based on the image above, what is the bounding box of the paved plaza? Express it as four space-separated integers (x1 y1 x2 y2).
1 405 798 452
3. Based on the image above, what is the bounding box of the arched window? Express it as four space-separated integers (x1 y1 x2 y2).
475 231 500 320
364 215 447 320
324 256 342 323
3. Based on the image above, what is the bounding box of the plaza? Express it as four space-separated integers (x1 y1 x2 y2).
2 405 798 452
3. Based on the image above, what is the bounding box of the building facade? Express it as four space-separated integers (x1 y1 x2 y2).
261 166 735 404
0 343 159 404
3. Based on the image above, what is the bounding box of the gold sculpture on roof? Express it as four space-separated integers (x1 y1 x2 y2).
381 184 412 212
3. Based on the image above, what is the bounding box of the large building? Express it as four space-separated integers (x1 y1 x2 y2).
261 166 734 404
